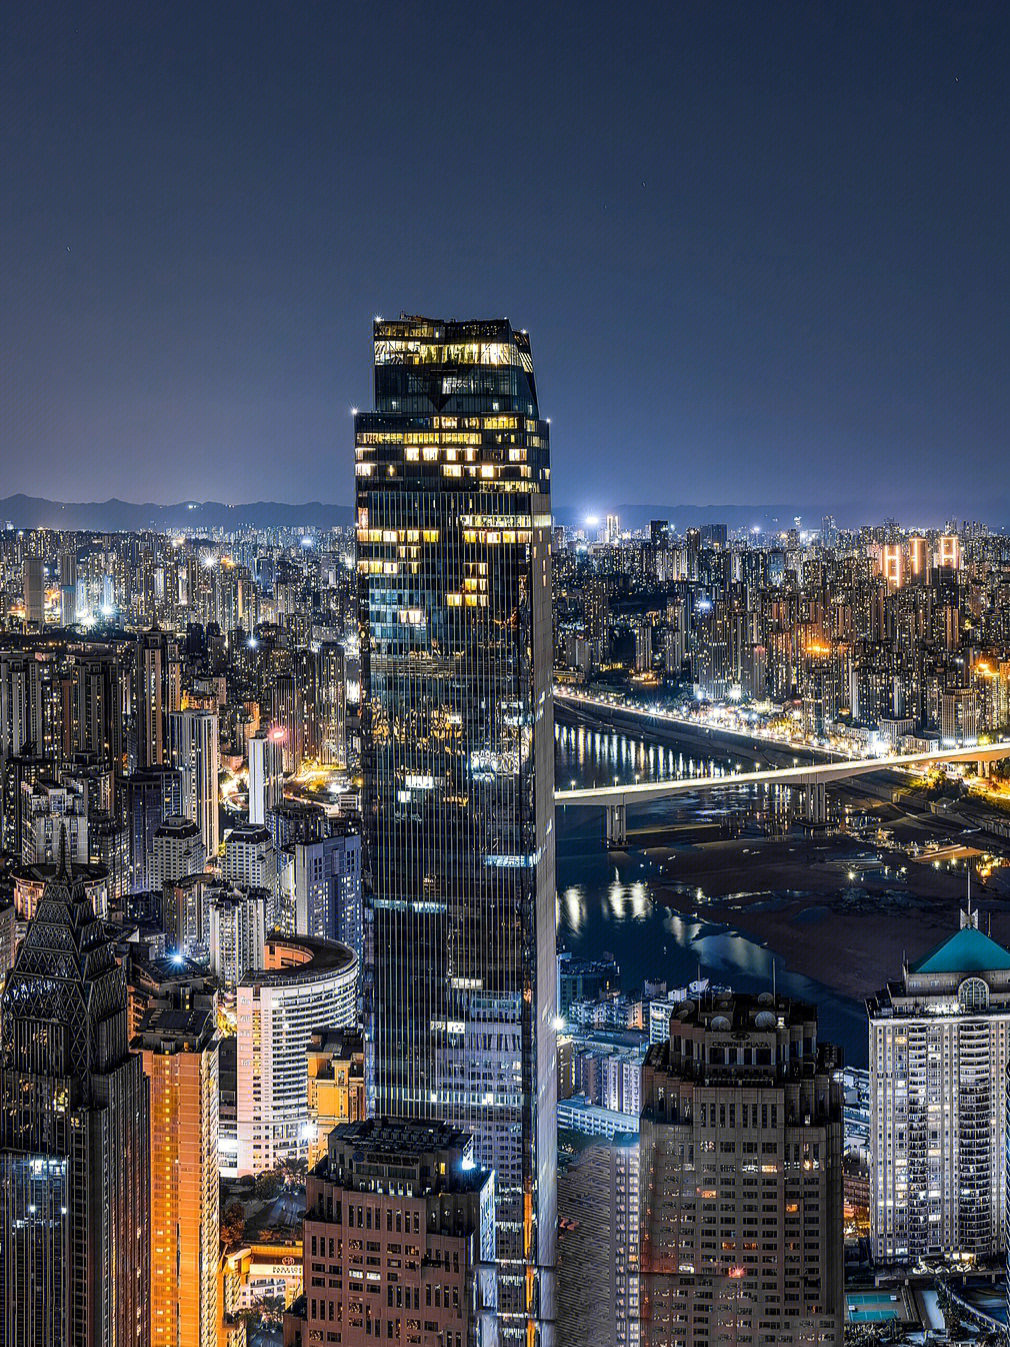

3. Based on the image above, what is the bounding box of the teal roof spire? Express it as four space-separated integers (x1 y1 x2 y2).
910 923 1010 975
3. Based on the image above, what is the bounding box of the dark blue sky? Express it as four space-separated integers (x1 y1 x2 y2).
3 1 1009 520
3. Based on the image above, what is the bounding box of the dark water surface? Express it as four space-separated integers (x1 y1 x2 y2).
554 720 868 1065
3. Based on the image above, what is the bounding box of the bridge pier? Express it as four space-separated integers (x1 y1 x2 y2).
604 802 627 849
801 781 827 826
978 758 992 779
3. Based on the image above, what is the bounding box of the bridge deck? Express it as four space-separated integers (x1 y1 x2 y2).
554 740 1010 807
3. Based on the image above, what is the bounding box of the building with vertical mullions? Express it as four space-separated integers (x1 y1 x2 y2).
0 838 150 1345
356 315 557 1343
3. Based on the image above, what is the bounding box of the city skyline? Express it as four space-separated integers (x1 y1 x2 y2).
5 2 1010 515
6 0 1010 1336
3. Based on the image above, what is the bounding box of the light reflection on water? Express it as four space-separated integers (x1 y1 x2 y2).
554 720 867 1063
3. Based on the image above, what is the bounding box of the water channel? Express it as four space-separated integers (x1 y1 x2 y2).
554 717 869 1064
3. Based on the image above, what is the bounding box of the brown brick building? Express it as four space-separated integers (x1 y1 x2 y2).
283 1118 497 1347
640 993 844 1347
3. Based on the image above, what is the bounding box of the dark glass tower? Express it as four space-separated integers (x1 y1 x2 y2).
357 316 557 1343
0 836 150 1345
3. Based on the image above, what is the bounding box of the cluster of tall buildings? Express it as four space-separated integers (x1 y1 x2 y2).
555 515 1010 747
4 313 1010 1347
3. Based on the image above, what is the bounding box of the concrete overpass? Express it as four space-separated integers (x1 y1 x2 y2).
554 735 1010 845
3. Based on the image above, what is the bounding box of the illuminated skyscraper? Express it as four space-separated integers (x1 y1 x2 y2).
138 980 219 1347
22 554 44 627
640 994 844 1346
869 907 1010 1264
0 837 150 1345
357 315 557 1342
235 934 357 1174
248 730 284 825
135 627 181 769
168 708 220 857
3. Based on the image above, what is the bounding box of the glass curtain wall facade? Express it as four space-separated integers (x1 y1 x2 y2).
356 315 557 1344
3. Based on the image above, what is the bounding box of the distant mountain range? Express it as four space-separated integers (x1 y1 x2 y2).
0 494 979 533
0 495 355 531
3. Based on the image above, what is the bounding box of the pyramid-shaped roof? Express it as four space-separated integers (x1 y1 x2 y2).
1 829 128 1083
910 924 1010 975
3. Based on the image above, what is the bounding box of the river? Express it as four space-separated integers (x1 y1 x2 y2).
554 718 869 1064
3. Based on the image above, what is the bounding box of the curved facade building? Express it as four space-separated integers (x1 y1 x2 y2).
12 858 109 920
235 935 357 1175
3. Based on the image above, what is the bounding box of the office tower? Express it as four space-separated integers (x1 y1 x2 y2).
357 316 557 1342
909 533 929 580
699 522 728 548
869 907 1010 1264
208 885 268 984
316 639 347 764
20 775 89 865
59 550 78 625
282 1119 497 1347
0 840 150 1345
138 982 220 1347
169 708 220 856
557 1132 640 1347
1 750 50 852
119 765 184 892
136 627 181 768
248 730 284 825
606 513 621 544
222 820 278 892
235 934 358 1174
305 1027 366 1167
640 993 844 1347
880 541 903 589
22 553 44 626
153 814 207 889
287 824 362 957
940 687 979 745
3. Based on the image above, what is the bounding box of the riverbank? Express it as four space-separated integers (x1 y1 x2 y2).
649 833 1000 1001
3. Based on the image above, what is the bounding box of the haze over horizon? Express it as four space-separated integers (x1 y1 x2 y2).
5 0 1009 516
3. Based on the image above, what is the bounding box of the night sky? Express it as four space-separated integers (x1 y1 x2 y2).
4 1 1009 521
